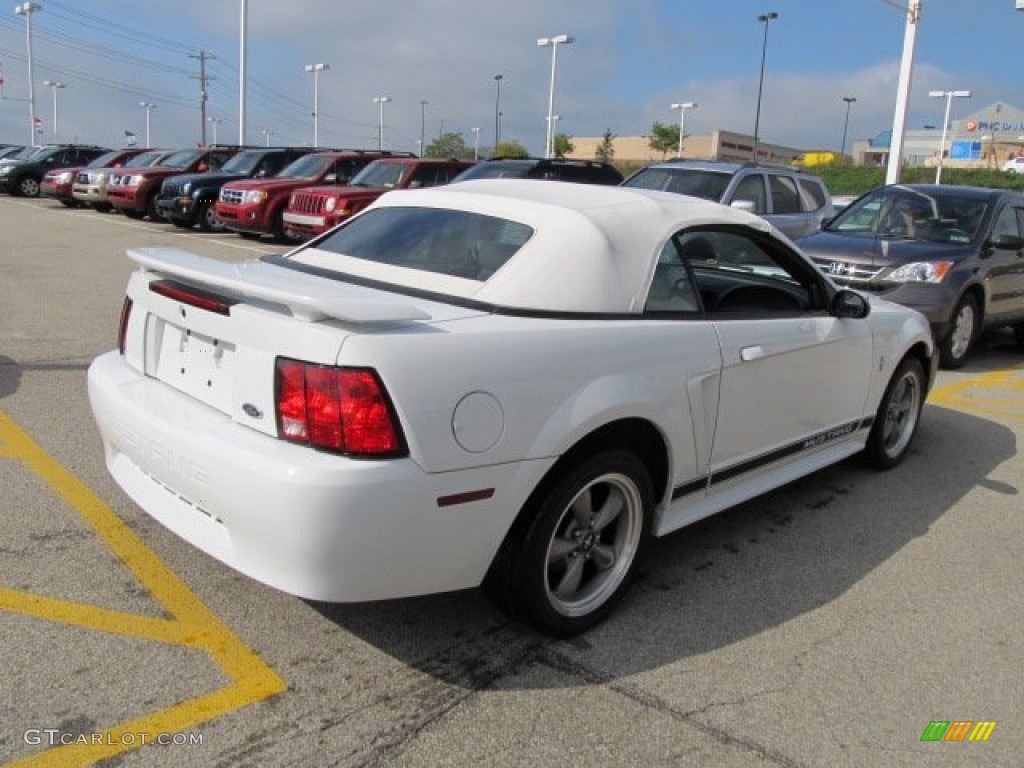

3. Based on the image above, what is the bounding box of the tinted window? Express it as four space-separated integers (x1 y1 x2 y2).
312 207 533 282
991 205 1023 239
798 178 828 211
829 187 989 244
732 174 767 212
624 168 732 201
768 175 801 214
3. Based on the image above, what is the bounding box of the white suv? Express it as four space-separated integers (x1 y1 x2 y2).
1002 156 1024 174
622 160 833 240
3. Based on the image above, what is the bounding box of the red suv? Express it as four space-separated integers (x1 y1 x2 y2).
40 148 149 207
215 150 414 241
107 146 244 220
281 157 476 240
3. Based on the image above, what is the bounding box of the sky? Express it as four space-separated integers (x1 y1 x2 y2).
0 0 1021 156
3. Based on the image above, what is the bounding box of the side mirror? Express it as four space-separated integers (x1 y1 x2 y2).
730 199 756 213
987 233 1024 251
831 289 870 319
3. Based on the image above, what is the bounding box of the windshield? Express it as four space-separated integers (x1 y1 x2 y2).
88 151 123 168
124 150 167 168
623 167 732 202
826 187 988 245
220 151 264 174
453 162 531 181
158 149 203 169
348 162 407 188
278 154 333 180
310 206 533 282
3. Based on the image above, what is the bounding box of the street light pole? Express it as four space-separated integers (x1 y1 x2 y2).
139 101 156 147
494 74 503 148
472 127 481 160
15 2 42 147
304 63 329 146
538 34 574 159
840 96 856 155
207 116 223 145
419 100 428 156
671 102 697 158
752 11 778 161
43 79 65 141
374 96 392 151
928 89 971 184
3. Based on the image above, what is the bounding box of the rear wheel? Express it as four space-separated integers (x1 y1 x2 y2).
484 450 652 636
939 294 978 369
863 356 925 469
197 202 223 232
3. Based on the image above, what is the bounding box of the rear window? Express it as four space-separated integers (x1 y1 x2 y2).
311 207 533 281
623 168 731 202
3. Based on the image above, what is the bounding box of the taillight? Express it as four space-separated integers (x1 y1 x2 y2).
150 279 236 315
117 297 133 354
274 358 406 457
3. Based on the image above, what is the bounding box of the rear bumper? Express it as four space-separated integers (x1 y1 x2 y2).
87 351 524 602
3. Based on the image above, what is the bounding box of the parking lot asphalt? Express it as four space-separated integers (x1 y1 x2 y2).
1 195 1022 767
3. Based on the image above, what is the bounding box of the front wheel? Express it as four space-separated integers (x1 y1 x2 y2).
863 356 925 470
939 294 978 368
197 202 223 232
484 451 653 636
17 176 40 197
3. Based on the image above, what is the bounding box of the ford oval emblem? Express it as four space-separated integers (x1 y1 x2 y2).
242 403 263 419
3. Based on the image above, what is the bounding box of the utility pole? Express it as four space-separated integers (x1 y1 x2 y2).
190 49 216 145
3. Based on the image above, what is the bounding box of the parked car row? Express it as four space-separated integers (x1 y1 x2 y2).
8 143 1024 368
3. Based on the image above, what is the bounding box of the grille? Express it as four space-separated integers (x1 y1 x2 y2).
289 191 327 215
162 180 185 198
220 188 244 204
76 171 91 184
814 259 884 283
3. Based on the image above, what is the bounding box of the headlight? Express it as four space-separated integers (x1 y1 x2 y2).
0 166 11 177
243 189 265 204
324 197 337 213
57 171 74 183
886 261 954 283
124 175 145 186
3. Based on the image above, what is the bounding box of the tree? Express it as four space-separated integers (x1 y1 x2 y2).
425 132 472 159
492 139 530 159
595 129 616 163
552 133 575 159
648 120 680 159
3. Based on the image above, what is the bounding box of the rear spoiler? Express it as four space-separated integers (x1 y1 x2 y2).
127 247 431 323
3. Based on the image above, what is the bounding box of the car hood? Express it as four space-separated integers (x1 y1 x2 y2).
799 229 975 267
170 171 246 186
225 177 313 192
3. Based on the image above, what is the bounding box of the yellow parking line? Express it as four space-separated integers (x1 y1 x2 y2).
0 409 286 767
928 366 1024 422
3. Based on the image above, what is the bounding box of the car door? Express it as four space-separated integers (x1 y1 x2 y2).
764 173 810 239
982 202 1024 322
679 227 874 489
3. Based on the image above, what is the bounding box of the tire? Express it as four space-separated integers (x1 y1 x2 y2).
484 450 653 636
145 194 162 222
938 294 978 369
92 203 112 213
197 202 223 232
121 210 145 220
169 218 192 229
1014 324 1024 347
237 231 261 241
17 176 40 197
59 199 79 208
863 356 925 470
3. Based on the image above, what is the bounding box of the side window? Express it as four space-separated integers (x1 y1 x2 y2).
767 175 801 214
260 155 286 177
408 166 442 188
798 178 828 211
644 238 700 313
207 153 230 171
732 174 766 213
679 229 819 316
991 205 1023 239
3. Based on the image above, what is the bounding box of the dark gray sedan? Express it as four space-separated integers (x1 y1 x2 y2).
800 184 1024 367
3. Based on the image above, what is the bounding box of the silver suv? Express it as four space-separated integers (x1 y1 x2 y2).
622 160 833 240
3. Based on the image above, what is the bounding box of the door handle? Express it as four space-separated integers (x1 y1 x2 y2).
740 345 764 362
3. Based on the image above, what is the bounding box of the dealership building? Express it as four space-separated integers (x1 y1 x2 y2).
567 101 1024 168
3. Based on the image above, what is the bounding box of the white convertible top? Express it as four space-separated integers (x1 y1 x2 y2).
291 179 775 314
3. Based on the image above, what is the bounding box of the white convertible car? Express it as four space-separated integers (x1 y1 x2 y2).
89 180 936 635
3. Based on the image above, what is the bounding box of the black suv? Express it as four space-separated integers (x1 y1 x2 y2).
622 159 833 240
452 157 624 185
800 184 1024 368
155 146 320 231
0 144 111 197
